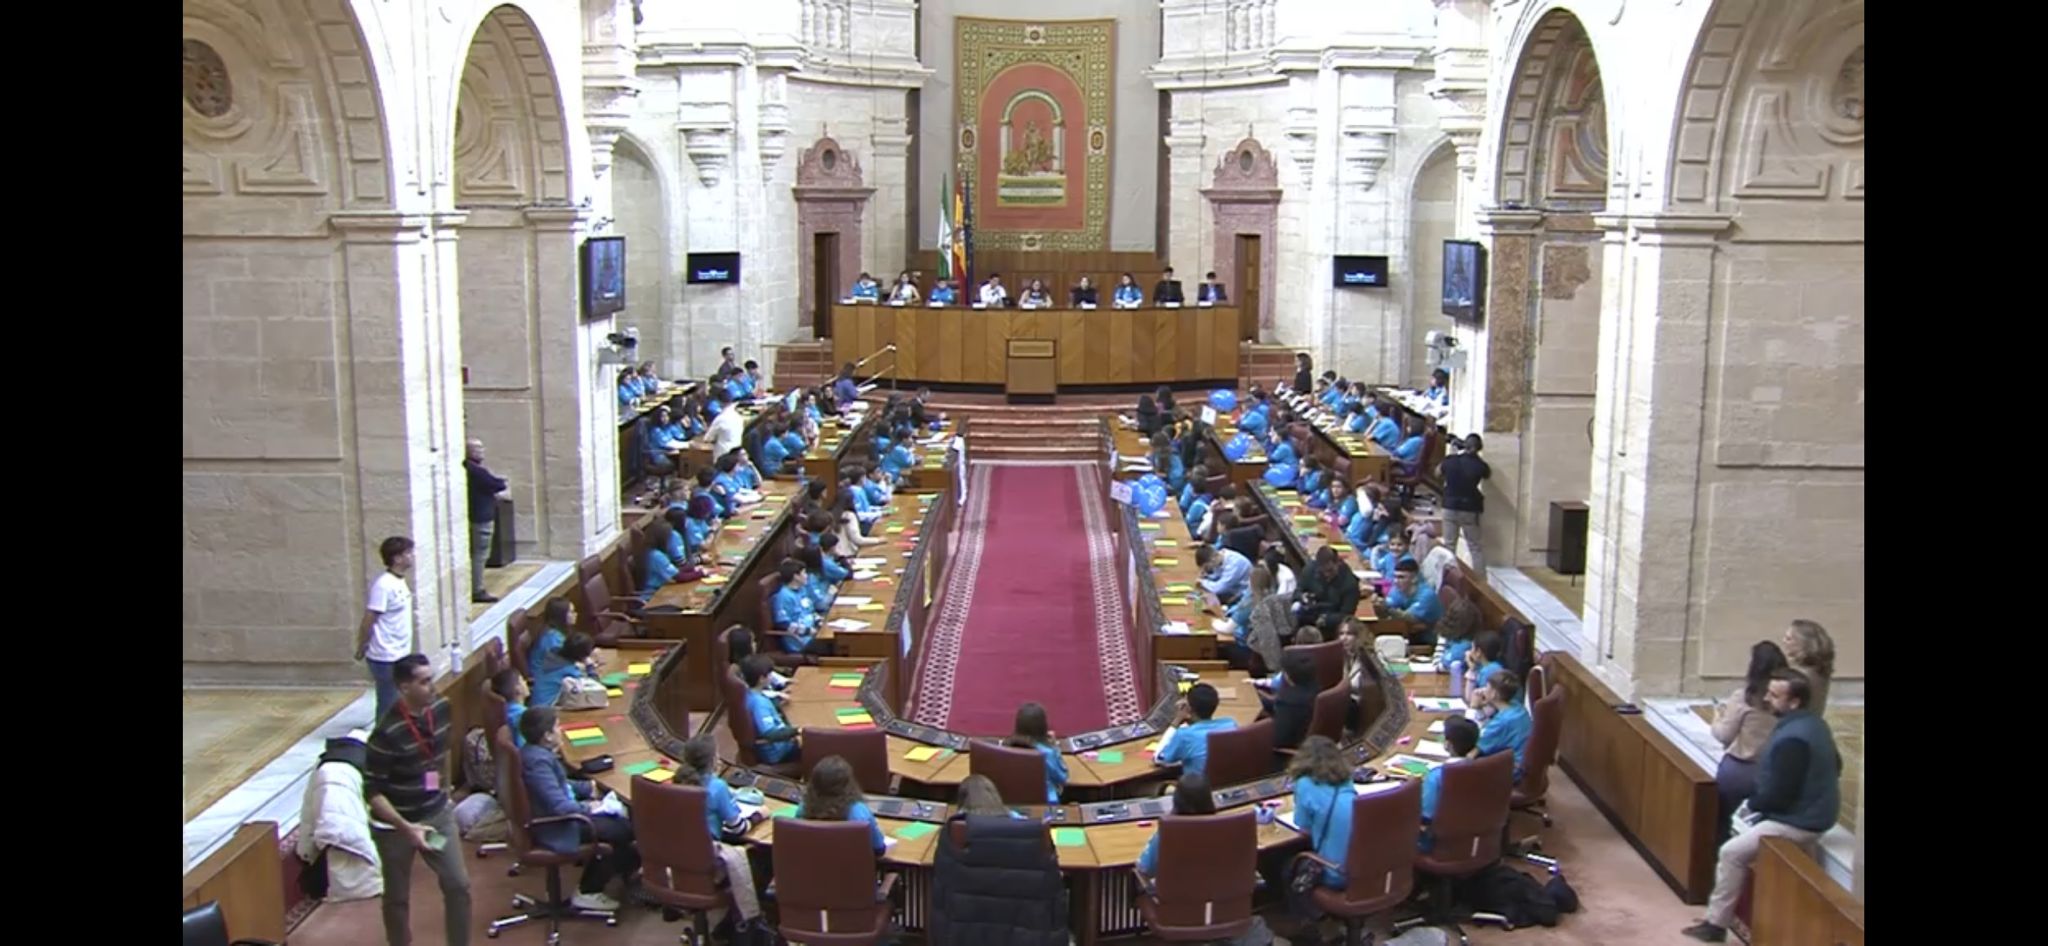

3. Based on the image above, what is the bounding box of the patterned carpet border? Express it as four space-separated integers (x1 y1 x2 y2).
908 462 997 727
1075 462 1143 725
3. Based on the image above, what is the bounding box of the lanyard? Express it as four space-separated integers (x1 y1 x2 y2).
398 702 437 765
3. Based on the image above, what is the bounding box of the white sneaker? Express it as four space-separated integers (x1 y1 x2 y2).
571 891 620 912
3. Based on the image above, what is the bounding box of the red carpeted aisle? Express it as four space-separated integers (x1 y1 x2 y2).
910 461 1141 736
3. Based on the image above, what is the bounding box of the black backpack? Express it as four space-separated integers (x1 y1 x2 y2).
1455 864 1573 929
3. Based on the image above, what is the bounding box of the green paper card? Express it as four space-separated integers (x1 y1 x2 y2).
894 822 939 840
1095 751 1125 764
1052 827 1087 847
568 734 607 746
772 803 799 817
621 760 660 776
600 672 629 686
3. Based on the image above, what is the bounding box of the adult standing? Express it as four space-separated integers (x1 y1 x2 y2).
1683 670 1841 942
463 439 508 603
366 654 472 946
1437 433 1492 574
355 536 416 722
1782 619 1836 712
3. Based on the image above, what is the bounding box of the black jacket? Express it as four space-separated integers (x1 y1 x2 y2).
464 459 506 524
1070 286 1099 306
929 814 1068 946
1440 452 1492 514
1153 279 1184 304
1298 563 1361 627
1270 681 1317 749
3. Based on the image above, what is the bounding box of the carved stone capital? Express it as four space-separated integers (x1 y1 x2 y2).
1283 106 1318 184
677 103 736 187
1339 108 1396 190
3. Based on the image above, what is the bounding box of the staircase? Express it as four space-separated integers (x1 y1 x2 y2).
768 340 833 392
961 411 1105 461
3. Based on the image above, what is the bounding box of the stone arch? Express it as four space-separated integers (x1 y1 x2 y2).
1666 0 1865 210
1404 138 1459 387
1491 7 1611 211
452 4 572 205
182 0 392 220
609 133 676 371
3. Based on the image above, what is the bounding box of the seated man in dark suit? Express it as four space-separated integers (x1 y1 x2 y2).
1152 266 1185 305
1197 271 1228 303
1252 648 1320 749
1069 275 1100 306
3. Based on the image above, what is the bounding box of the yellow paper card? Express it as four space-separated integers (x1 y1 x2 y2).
1152 557 1180 567
639 767 676 783
886 526 906 534
903 746 942 762
606 688 624 697
701 574 729 585
1153 539 1180 548
723 525 749 532
628 663 653 675
563 727 604 740
837 712 875 725
857 603 886 612
827 678 861 689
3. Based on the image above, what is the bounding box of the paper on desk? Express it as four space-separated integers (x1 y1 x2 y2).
853 557 888 567
852 572 880 582
1414 697 1468 712
835 596 874 607
1427 720 1446 735
827 619 872 632
903 746 943 763
1161 621 1192 636
592 792 629 819
1414 740 1451 758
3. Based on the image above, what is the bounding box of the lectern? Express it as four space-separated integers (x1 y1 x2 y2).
1005 338 1056 402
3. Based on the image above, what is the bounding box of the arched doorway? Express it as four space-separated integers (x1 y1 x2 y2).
609 135 672 375
1406 141 1458 388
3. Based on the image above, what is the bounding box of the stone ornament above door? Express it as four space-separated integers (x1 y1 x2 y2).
1210 137 1280 191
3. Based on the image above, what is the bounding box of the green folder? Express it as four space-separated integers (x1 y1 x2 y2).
1095 751 1125 765
772 803 799 817
621 760 660 776
567 733 607 747
600 672 629 686
1052 827 1088 848
894 822 939 840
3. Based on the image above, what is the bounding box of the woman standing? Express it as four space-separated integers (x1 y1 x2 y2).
1782 620 1836 711
1711 641 1791 843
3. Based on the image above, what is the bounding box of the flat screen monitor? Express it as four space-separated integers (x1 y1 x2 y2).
1441 239 1486 324
1333 254 1390 288
686 252 742 285
580 236 626 320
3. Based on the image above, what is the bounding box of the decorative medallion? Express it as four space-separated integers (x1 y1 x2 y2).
182 39 233 119
1088 125 1107 155
959 127 976 152
821 148 838 171
1022 24 1047 45
1831 46 1864 124
1238 149 1254 173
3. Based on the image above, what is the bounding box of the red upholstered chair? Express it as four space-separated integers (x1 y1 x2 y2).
575 571 647 646
632 776 733 943
486 726 620 939
754 574 813 668
181 901 279 946
1525 662 1549 704
1511 687 1567 838
969 741 1050 805
1275 684 1350 759
577 553 604 590
1293 779 1423 945
1287 639 1347 692
1392 428 1441 490
1400 749 1514 943
801 727 894 796
720 665 803 777
1202 718 1278 789
508 608 539 681
1132 809 1259 942
769 819 899 946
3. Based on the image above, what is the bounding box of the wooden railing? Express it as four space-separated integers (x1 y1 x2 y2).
1750 836 1864 946
181 822 286 943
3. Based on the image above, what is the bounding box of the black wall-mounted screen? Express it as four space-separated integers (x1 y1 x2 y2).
1441 239 1486 324
1333 255 1390 288
581 236 626 319
686 252 742 285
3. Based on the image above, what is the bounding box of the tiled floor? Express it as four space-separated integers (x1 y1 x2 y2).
1518 564 1585 616
1691 703 1863 830
467 560 547 623
288 771 1712 946
182 688 362 823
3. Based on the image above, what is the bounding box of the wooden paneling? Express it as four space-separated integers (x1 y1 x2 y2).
182 822 287 944
1544 652 1720 904
1751 837 1864 946
829 306 1242 386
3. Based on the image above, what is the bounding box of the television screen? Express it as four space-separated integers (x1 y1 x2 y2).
580 236 626 320
1442 239 1486 323
686 252 742 285
1333 255 1390 288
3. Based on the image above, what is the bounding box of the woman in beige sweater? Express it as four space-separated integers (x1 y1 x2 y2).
1711 640 1790 842
1782 619 1836 712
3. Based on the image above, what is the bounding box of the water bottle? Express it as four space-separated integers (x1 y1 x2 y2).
1448 659 1465 699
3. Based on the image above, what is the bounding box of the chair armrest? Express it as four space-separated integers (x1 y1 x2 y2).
1127 866 1156 898
1274 746 1299 759
529 812 595 835
1290 850 1341 874
876 872 900 903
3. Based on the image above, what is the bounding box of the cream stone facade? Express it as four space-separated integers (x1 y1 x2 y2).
186 1 1861 704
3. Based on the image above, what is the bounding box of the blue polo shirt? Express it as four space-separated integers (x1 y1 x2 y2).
745 689 797 764
1291 776 1355 887
1478 701 1533 777
1155 718 1239 779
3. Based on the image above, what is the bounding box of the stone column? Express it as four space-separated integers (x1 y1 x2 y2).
1473 207 1542 434
1162 113 1208 284
869 112 914 278
331 211 470 672
524 205 620 558
1581 211 1732 698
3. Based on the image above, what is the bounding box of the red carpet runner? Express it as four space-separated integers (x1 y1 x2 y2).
910 461 1141 736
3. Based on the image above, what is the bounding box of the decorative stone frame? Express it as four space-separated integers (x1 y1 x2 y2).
1199 137 1281 335
793 137 875 334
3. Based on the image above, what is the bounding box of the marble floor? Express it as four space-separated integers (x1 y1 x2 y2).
182 688 362 823
1518 563 1585 615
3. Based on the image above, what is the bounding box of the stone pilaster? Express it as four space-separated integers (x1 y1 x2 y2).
1581 211 1732 698
1473 207 1543 434
523 204 619 559
869 113 914 278
330 210 470 673
1162 114 1207 291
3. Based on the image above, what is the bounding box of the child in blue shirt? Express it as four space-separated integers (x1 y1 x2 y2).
1006 703 1068 803
1299 457 1329 506
676 735 756 841
1369 534 1410 581
1325 479 1360 529
862 466 891 507
769 559 823 653
740 656 799 764
1380 559 1443 640
759 421 792 477
1392 419 1427 467
1368 409 1402 450
798 547 839 614
1137 771 1217 878
1262 438 1299 488
1464 630 1508 704
682 494 718 556
1420 716 1482 851
1477 671 1533 779
1154 684 1239 779
642 525 682 597
1288 736 1357 887
789 756 887 854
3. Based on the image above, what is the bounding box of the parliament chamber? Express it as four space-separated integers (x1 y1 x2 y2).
182 1 1864 944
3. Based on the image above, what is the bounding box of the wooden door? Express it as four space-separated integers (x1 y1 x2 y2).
1236 233 1261 341
813 232 840 339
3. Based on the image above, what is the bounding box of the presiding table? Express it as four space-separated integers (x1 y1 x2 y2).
831 303 1241 387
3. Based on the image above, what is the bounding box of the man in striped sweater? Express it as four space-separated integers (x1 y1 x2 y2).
365 653 470 946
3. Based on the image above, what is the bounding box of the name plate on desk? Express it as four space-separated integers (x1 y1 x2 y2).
971 302 987 310
1079 302 1097 310
928 300 946 307
1197 300 1214 308
888 299 905 307
1162 302 1182 309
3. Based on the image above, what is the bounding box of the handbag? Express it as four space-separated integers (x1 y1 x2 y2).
557 676 610 710
1286 788 1342 917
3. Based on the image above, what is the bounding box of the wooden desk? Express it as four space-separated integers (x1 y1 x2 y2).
831 305 1240 386
637 485 802 712
1273 392 1397 487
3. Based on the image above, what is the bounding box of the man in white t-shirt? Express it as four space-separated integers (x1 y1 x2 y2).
978 273 1009 307
355 536 417 723
707 402 746 460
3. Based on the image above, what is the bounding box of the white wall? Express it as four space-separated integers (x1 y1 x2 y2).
917 0 1161 252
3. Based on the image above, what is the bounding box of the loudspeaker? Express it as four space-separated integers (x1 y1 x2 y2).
488 496 516 568
1547 501 1588 576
